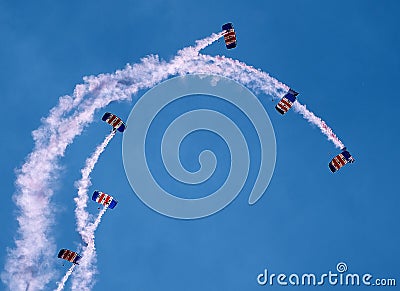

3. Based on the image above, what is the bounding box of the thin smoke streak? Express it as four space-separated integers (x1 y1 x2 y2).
71 207 108 291
51 132 117 290
292 101 344 149
3 30 345 290
54 264 75 291
74 131 116 243
55 207 108 291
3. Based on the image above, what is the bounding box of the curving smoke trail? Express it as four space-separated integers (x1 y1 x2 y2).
3 30 345 290
54 264 75 291
74 131 116 244
50 132 117 291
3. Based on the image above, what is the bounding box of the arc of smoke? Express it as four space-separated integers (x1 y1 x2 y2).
68 132 116 291
52 132 116 291
4 30 345 291
54 264 75 291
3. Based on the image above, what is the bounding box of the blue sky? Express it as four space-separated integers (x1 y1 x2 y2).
1 0 399 290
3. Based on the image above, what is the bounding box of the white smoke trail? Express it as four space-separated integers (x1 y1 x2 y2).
54 207 108 291
292 101 344 149
51 132 116 290
54 264 76 291
74 131 116 243
53 132 116 291
1 93 94 290
71 207 108 291
3 30 345 290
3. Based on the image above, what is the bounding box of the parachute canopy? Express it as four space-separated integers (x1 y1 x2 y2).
102 112 126 133
275 89 299 115
92 190 118 209
222 22 237 49
57 249 82 265
329 148 355 173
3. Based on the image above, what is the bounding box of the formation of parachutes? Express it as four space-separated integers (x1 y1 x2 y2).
58 22 354 268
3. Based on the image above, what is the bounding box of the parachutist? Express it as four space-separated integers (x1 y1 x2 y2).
222 23 237 49
102 112 126 133
329 149 355 172
58 249 81 265
275 89 299 115
92 190 118 209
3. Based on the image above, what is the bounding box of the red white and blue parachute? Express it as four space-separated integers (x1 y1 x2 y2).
275 89 299 115
222 23 237 49
57 249 82 265
102 112 126 133
329 148 355 173
92 190 118 209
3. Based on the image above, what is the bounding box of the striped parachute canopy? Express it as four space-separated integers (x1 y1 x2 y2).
102 112 126 133
275 89 299 115
92 190 118 209
57 249 82 265
222 23 237 49
329 148 355 173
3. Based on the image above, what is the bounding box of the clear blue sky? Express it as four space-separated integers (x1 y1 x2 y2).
1 0 399 290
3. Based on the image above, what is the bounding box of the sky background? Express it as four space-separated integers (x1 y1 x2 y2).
1 0 400 290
